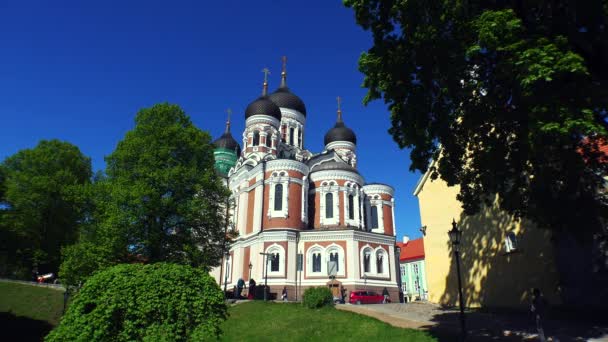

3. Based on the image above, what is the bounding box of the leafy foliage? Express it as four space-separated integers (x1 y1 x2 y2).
302 287 334 309
45 263 228 341
0 140 91 278
59 103 230 286
345 0 608 234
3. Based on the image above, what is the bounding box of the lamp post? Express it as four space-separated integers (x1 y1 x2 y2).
448 219 466 341
248 261 253 281
223 251 230 298
260 252 272 301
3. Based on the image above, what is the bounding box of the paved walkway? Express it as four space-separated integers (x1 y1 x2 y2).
336 302 608 342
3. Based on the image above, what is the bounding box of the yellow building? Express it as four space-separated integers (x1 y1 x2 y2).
414 164 562 309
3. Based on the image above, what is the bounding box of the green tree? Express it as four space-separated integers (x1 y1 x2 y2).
46 263 228 341
0 140 92 278
60 103 229 285
344 0 608 234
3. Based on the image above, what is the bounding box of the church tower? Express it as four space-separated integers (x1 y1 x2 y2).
268 57 307 160
323 97 358 167
242 69 281 164
212 109 241 177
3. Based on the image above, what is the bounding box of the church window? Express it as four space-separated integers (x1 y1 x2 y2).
376 251 384 274
348 194 354 220
313 253 321 272
271 253 280 272
274 184 283 211
329 252 339 272
289 127 294 145
325 193 333 218
253 131 260 146
298 130 302 147
371 206 379 228
363 249 371 273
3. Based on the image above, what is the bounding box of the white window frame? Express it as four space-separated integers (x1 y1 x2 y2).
344 182 360 227
265 244 286 277
374 247 389 277
360 246 373 276
325 244 345 277
320 181 339 226
307 245 324 276
268 171 289 218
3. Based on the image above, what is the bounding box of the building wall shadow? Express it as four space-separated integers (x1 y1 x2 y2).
439 199 561 309
0 311 54 341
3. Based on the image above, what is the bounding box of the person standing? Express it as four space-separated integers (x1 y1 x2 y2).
382 287 390 304
281 286 288 301
530 288 547 342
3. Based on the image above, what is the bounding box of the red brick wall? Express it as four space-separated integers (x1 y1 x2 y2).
242 247 250 281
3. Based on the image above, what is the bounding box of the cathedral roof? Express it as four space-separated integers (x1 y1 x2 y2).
268 56 307 116
269 87 306 116
213 131 241 156
324 98 356 145
324 121 357 145
245 96 282 120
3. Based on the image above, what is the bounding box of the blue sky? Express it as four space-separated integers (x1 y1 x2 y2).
0 0 423 240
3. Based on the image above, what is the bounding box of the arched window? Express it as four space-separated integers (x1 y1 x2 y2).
281 125 286 142
313 252 322 273
271 253 280 272
376 251 384 274
325 193 333 218
289 127 295 145
253 131 260 146
274 184 283 211
371 206 379 228
348 194 354 220
329 251 339 272
298 130 302 147
363 249 371 273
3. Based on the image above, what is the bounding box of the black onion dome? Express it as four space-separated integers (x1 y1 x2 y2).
245 96 282 120
324 121 357 145
268 87 307 116
213 132 241 156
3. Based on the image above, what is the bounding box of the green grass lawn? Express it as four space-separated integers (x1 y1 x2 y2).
0 282 436 341
220 301 437 341
0 281 64 325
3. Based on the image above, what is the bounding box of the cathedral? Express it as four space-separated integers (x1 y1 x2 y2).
210 59 399 301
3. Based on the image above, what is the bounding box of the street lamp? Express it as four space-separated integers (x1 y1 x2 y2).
223 251 230 298
260 252 272 301
448 218 466 341
248 261 253 280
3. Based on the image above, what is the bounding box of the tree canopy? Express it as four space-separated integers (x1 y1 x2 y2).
46 263 227 341
0 140 92 278
61 103 229 285
345 0 608 234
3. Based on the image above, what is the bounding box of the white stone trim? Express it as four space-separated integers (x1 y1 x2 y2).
362 184 394 196
245 115 280 128
266 159 309 174
309 169 364 185
279 108 306 124
306 244 325 277
265 243 286 278
326 141 355 151
268 176 289 219
301 176 308 223
325 243 346 277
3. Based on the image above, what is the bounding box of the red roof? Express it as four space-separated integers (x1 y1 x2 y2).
396 238 425 262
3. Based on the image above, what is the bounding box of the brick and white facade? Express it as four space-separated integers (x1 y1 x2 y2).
210 63 399 300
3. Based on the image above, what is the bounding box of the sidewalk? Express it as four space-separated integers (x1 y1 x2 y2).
336 302 608 341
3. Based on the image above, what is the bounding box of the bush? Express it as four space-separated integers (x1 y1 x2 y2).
302 287 334 309
59 242 114 288
45 263 227 341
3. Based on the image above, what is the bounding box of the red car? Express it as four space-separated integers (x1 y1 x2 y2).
349 290 384 304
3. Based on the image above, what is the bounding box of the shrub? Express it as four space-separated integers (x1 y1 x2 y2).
45 263 227 341
302 287 334 309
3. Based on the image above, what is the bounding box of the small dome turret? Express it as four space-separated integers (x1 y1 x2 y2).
324 97 356 145
268 57 306 115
